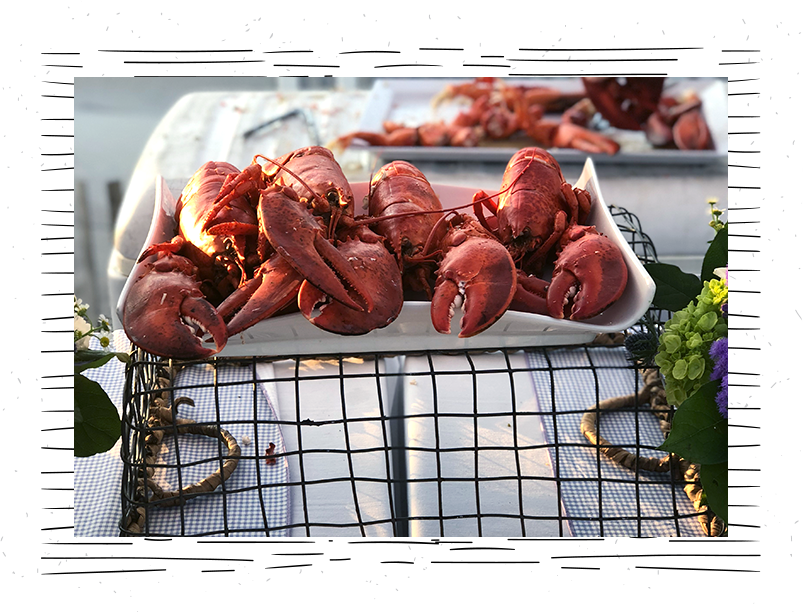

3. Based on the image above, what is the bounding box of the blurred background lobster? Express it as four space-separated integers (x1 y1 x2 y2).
329 77 715 156
120 145 631 358
582 77 715 151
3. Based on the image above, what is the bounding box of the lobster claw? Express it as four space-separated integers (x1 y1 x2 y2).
257 184 372 313
431 216 517 338
546 225 628 321
298 226 403 335
672 109 714 151
121 255 228 359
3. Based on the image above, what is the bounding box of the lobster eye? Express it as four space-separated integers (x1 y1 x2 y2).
326 190 340 207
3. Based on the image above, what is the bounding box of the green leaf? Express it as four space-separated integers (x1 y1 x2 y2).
74 373 121 457
666 386 687 408
75 350 129 373
644 263 703 312
659 380 727 464
701 223 728 282
700 462 728 524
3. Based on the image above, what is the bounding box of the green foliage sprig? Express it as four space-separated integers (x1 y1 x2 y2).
654 278 728 407
74 297 129 457
642 200 729 524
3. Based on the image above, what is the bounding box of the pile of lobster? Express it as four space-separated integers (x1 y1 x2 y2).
120 145 628 360
331 77 714 155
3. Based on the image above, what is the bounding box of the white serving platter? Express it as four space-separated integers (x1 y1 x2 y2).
117 157 656 358
351 78 728 165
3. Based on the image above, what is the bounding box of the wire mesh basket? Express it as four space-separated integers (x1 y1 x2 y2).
119 206 719 538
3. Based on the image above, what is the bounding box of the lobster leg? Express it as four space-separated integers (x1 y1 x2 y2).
509 271 551 316
551 122 621 155
217 254 303 337
137 235 185 262
201 162 265 232
328 128 419 152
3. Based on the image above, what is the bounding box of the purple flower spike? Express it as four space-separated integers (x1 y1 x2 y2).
710 337 728 380
716 374 728 418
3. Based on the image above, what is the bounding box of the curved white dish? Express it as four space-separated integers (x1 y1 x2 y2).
118 157 655 358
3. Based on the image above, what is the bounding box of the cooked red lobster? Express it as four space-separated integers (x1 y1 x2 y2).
122 160 260 358
583 77 715 150
365 160 446 296
120 145 630 359
471 147 628 322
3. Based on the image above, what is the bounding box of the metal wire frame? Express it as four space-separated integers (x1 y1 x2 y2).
118 207 707 538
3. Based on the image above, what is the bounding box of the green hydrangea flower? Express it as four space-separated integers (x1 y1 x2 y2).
655 278 728 406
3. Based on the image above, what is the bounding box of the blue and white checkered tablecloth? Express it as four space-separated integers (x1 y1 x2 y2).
527 346 700 537
75 332 289 537
74 332 700 537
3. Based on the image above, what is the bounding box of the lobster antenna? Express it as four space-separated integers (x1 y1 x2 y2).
421 210 460 257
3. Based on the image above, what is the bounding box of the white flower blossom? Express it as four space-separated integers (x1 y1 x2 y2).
74 296 89 317
74 314 92 350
